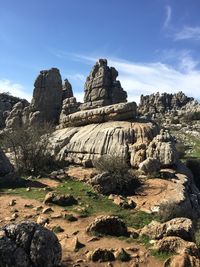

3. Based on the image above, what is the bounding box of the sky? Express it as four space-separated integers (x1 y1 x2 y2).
0 0 200 103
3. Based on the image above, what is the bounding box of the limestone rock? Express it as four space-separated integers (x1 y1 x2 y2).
0 221 62 267
90 171 138 195
59 97 80 122
139 157 161 175
44 192 78 206
129 142 147 168
59 102 137 128
140 217 194 241
87 248 115 262
153 236 199 257
31 68 63 124
81 58 127 110
146 129 178 167
48 121 158 166
0 93 28 129
62 79 73 100
138 91 193 116
86 215 128 236
164 253 200 267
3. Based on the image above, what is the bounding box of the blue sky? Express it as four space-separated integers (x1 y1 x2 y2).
0 0 200 103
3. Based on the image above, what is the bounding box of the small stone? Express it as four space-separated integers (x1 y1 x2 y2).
26 187 31 192
24 204 33 208
37 215 49 225
8 199 16 206
42 207 53 214
71 237 85 252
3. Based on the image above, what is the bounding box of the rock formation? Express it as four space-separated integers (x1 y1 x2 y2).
0 221 62 267
62 78 73 100
138 91 193 116
48 121 159 166
30 68 63 124
81 59 127 110
0 93 28 129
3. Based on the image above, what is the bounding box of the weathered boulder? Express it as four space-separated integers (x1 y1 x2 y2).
0 221 62 267
86 215 128 236
164 253 200 267
44 192 77 206
0 148 16 185
31 68 63 124
48 121 159 166
59 102 137 128
139 157 161 175
87 248 115 262
153 236 199 257
81 58 127 110
90 171 138 195
146 129 178 167
140 218 194 241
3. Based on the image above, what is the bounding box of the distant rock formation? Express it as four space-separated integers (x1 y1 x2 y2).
62 78 73 100
0 93 28 129
80 59 127 110
138 91 193 116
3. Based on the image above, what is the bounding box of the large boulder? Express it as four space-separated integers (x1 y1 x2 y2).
164 253 200 267
0 221 62 267
44 192 78 206
146 129 178 167
86 215 128 236
81 58 127 110
139 157 161 175
140 217 194 241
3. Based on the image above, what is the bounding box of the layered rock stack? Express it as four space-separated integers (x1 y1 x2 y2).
81 59 127 110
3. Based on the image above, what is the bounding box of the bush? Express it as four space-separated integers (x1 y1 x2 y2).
186 159 200 190
1 122 59 175
93 153 140 196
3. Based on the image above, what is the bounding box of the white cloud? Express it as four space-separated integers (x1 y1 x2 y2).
174 26 200 41
164 5 172 28
0 79 31 101
72 54 200 103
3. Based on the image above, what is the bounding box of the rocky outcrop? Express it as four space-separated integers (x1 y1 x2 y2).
140 218 194 241
59 102 137 128
81 59 127 110
138 91 193 116
86 215 128 236
153 236 199 257
48 121 159 166
44 192 78 206
59 97 80 122
30 68 63 124
146 129 178 167
87 248 115 262
0 148 16 185
0 93 28 129
0 221 62 267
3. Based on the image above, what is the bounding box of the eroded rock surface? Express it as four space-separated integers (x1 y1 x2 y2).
0 148 16 185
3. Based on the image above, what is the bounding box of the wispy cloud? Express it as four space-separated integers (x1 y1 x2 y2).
164 5 172 28
71 53 200 103
0 79 31 101
174 26 200 41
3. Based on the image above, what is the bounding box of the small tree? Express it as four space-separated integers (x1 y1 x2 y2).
1 123 55 175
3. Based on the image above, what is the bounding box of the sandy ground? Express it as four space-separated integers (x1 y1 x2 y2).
0 168 166 267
